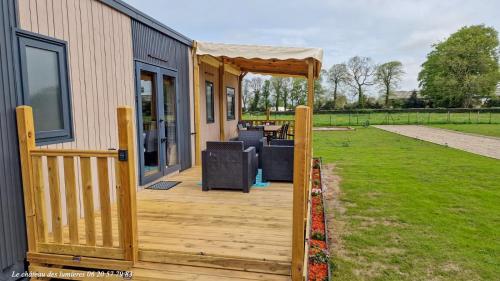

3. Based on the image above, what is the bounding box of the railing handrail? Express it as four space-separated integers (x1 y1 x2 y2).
30 149 118 157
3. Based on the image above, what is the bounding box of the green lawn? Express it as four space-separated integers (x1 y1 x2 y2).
243 111 500 126
313 128 500 280
429 124 500 138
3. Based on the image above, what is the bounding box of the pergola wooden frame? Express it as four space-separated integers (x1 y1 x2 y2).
191 41 322 280
191 41 322 166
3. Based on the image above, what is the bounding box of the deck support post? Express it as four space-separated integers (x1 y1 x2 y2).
117 107 138 264
16 106 38 252
238 72 246 121
307 59 315 147
292 105 311 280
218 62 226 140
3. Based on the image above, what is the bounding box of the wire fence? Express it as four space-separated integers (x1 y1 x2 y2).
243 108 500 126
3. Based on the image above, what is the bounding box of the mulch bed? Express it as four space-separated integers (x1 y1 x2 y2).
308 158 330 281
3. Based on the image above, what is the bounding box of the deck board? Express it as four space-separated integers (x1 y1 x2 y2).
136 167 293 273
42 167 293 279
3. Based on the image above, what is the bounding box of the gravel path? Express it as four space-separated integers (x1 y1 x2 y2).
373 125 500 160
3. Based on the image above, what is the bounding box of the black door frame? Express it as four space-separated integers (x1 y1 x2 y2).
135 61 180 185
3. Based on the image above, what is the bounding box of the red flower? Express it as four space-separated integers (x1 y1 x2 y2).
308 263 328 281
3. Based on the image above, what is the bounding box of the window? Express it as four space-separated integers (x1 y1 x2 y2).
205 81 214 123
17 31 73 144
226 87 235 120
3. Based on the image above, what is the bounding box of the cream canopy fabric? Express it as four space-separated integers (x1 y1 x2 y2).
195 41 323 63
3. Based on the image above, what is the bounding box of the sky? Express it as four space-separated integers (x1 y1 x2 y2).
123 0 500 93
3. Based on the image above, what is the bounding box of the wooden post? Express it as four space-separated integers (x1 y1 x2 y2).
304 109 311 218
117 107 138 264
307 59 315 156
266 108 271 121
238 73 244 121
16 106 38 252
219 62 226 141
192 47 202 166
292 105 310 280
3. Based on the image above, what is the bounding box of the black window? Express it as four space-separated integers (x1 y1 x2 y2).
226 87 235 120
206 81 214 123
17 30 73 144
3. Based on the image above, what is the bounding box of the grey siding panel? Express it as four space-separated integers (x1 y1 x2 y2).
131 20 192 171
0 0 27 279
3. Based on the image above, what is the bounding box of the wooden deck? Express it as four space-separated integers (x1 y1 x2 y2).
135 167 293 279
40 167 293 280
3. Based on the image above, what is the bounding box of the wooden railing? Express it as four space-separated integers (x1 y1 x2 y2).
16 106 138 268
291 105 313 281
243 119 296 138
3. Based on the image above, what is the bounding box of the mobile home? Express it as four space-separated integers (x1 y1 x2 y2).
0 0 321 280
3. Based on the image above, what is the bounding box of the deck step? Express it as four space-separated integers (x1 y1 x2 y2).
138 249 291 276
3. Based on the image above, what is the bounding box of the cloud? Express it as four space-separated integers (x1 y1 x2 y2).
124 0 500 91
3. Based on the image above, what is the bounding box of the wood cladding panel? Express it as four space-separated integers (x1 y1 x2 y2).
199 62 221 150
19 0 135 152
18 0 136 229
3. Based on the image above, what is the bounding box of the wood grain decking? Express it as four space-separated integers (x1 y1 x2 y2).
45 167 293 280
136 167 293 277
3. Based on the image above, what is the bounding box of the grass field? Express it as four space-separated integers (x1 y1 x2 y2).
428 124 500 138
243 111 500 126
313 128 500 280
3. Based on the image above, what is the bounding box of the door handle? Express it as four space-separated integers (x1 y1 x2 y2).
161 138 167 143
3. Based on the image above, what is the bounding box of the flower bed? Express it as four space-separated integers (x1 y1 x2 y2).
308 158 330 281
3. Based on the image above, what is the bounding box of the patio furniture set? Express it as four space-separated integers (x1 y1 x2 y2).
202 123 294 193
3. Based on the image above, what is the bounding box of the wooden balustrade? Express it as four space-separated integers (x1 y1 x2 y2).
243 119 296 138
16 106 137 267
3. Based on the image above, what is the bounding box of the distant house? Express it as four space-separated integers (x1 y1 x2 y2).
391 90 420 101
378 90 422 106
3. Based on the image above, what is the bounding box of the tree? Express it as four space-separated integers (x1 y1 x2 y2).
418 25 500 108
404 90 426 108
346 56 376 108
241 78 251 112
270 77 288 111
248 77 263 111
290 78 306 107
313 69 328 111
327 63 349 106
261 80 272 110
375 61 405 107
281 78 291 111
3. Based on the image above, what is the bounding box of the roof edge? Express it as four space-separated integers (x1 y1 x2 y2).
100 0 193 47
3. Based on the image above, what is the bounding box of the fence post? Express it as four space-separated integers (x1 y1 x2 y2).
292 106 310 281
16 106 38 252
117 107 138 264
447 111 450 123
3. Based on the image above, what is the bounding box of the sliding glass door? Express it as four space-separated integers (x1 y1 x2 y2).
136 62 180 184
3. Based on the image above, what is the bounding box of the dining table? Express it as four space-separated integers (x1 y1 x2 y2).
263 124 282 138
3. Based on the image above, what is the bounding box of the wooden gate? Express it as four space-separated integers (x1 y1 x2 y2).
16 106 138 270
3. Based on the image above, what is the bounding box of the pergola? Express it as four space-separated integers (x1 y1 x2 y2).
192 41 323 165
